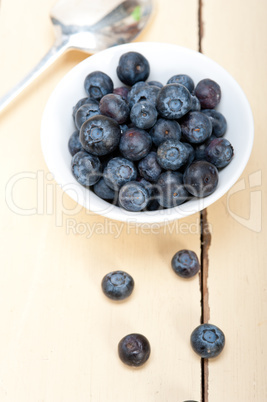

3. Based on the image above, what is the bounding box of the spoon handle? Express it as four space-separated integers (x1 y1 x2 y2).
0 40 69 113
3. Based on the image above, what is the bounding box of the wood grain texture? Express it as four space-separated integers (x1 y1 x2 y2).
202 0 267 401
0 1 202 401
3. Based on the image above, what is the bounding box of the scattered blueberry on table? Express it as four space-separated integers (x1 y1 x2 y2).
190 323 225 359
68 50 234 212
171 250 200 278
118 333 151 367
101 270 134 300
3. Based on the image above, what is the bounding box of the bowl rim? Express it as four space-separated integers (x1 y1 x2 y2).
40 41 254 224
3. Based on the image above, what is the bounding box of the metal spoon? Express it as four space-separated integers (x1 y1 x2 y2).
0 0 153 112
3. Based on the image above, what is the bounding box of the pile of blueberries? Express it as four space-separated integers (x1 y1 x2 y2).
101 249 225 371
69 51 234 212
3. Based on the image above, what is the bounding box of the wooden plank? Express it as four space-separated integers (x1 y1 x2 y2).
202 0 267 400
0 1 203 401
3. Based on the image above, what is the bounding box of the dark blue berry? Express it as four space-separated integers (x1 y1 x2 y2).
117 52 150 86
149 118 181 147
71 151 101 186
157 140 189 170
128 84 160 108
180 111 212 144
120 124 129 135
181 142 195 171
194 143 208 161
99 93 129 124
183 160 219 197
75 101 100 130
119 127 152 161
113 86 129 101
138 152 162 182
171 250 200 278
156 84 192 119
130 101 158 130
84 71 113 100
156 171 189 208
68 130 83 156
137 178 154 197
167 74 194 93
190 95 201 111
148 80 163 88
194 79 221 109
93 178 116 200
104 157 137 190
201 109 227 137
205 138 234 168
80 115 121 156
118 333 150 367
101 270 134 300
72 97 95 121
146 199 162 211
119 181 149 212
190 323 225 358
194 135 217 161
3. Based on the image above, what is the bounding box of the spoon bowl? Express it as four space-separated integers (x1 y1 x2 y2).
0 0 154 112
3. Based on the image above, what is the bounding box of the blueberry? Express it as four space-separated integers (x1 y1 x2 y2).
190 95 201 111
72 96 95 121
80 115 121 156
138 152 162 182
146 199 162 211
194 135 217 161
119 127 152 161
183 160 219 197
137 178 154 197
99 93 130 124
130 101 158 130
128 81 148 95
180 111 212 144
101 270 134 300
190 323 225 358
156 84 192 119
201 109 227 137
194 142 207 161
93 178 116 200
148 80 163 88
68 130 83 156
128 84 160 108
157 140 189 170
205 138 234 168
104 157 137 190
194 78 221 109
156 171 189 208
117 52 150 86
75 101 100 130
118 333 151 367
167 74 195 93
84 71 113 100
71 151 101 186
181 142 195 171
171 250 200 278
149 118 181 147
113 86 129 101
119 181 149 212
120 124 129 135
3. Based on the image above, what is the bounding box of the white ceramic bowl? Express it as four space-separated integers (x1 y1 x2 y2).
41 42 254 224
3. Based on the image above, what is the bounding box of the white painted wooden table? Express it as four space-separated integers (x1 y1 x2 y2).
0 1 266 400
